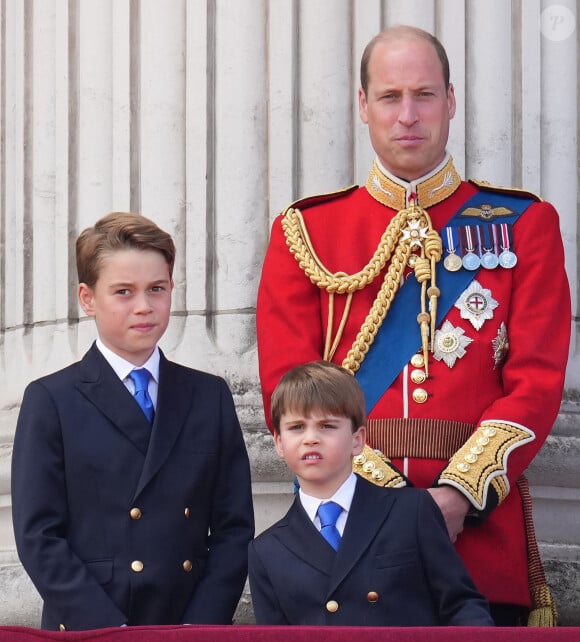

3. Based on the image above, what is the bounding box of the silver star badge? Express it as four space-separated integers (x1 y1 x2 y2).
434 321 473 368
455 279 498 330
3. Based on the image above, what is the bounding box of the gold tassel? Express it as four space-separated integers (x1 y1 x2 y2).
527 585 558 627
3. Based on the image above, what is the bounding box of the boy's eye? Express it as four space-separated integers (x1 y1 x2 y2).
288 424 304 431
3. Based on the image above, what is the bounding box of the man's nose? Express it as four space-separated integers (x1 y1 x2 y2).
398 95 419 126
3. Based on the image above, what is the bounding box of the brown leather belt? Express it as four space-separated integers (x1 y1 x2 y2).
366 418 476 460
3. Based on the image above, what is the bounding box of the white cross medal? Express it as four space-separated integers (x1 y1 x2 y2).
455 280 499 330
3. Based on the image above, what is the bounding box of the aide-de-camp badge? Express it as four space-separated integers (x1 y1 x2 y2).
492 322 509 369
433 321 473 368
455 279 498 331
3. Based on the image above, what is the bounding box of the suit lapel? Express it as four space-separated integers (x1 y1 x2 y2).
278 498 337 574
328 476 397 595
76 344 151 454
133 354 194 499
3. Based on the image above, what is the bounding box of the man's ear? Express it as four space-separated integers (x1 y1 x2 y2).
78 283 96 317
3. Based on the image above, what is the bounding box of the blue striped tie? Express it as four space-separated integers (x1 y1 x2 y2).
129 369 154 423
318 501 342 551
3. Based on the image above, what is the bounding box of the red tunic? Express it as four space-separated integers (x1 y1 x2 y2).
256 160 571 607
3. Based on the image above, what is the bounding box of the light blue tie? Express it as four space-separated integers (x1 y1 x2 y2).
318 501 342 551
129 368 154 423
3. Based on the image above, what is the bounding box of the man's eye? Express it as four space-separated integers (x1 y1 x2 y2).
151 286 164 292
116 289 130 296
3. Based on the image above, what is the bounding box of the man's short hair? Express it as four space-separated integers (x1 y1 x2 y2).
360 25 450 95
76 212 176 287
271 361 366 434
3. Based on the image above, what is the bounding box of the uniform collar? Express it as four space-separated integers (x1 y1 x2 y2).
365 153 462 210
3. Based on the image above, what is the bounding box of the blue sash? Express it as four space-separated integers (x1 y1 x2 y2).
355 191 534 414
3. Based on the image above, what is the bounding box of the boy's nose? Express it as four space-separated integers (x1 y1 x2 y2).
134 292 153 312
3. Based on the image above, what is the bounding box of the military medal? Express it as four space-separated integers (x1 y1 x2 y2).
492 322 509 369
460 226 480 271
455 279 498 330
497 223 517 268
480 224 499 269
443 227 462 272
433 321 473 368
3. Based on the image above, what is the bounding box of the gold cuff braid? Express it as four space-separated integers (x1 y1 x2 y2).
439 420 535 510
353 444 406 488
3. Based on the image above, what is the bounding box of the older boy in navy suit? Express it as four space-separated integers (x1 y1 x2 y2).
249 361 493 626
12 212 254 630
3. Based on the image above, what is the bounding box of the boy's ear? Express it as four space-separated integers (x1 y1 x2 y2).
352 425 366 456
273 433 285 459
78 283 96 317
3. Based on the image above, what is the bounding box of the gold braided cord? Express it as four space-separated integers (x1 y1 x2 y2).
342 205 442 375
282 203 442 374
342 242 412 374
282 207 406 294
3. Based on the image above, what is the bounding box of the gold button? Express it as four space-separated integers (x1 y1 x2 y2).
371 469 385 482
483 427 497 437
367 591 379 603
470 445 483 455
59 624 66 632
129 507 142 520
362 461 375 473
131 560 144 573
183 560 193 572
410 353 425 368
464 453 478 463
326 600 339 613
353 453 366 466
412 388 428 404
410 369 426 384
184 507 191 518
407 254 418 268
457 462 470 473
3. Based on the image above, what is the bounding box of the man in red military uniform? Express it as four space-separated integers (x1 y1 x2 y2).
256 25 571 626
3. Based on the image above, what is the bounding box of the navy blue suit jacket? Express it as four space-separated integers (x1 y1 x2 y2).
249 476 492 626
12 344 254 630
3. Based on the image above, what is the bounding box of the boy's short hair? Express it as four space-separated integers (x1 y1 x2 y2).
76 212 176 287
271 361 366 434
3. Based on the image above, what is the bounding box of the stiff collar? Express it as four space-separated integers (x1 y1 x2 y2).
365 154 462 210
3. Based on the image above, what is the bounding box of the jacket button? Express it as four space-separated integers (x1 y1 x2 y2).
326 600 339 613
59 624 66 631
129 507 142 520
412 388 428 404
410 353 425 368
183 560 193 572
131 560 144 573
184 507 190 518
367 591 379 603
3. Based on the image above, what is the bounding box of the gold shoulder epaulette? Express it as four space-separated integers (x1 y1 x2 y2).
468 179 543 203
283 185 359 215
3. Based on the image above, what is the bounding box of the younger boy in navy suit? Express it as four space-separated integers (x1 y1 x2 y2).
12 212 254 630
248 361 493 626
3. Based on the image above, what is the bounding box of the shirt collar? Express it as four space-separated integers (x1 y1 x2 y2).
299 472 357 523
95 338 160 383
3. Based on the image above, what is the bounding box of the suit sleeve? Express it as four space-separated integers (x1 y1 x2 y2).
438 201 571 518
417 492 494 625
257 215 326 431
248 539 289 624
11 381 128 630
181 378 255 624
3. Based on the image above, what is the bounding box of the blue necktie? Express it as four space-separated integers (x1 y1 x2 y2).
318 501 342 551
129 369 154 423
